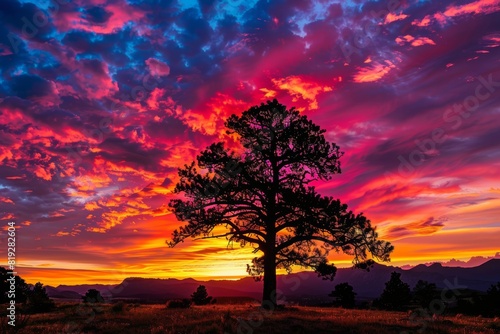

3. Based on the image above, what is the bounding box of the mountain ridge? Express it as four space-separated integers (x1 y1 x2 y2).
47 259 500 302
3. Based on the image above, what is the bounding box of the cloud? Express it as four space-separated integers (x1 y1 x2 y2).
353 61 397 83
383 217 447 240
52 0 146 34
395 35 436 47
0 197 14 204
412 0 500 26
270 76 333 110
145 58 171 77
384 12 408 24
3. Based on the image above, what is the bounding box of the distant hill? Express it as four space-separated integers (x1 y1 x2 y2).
52 283 119 295
44 286 83 300
401 252 500 269
46 259 500 303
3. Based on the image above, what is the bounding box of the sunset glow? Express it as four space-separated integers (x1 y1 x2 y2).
0 0 499 287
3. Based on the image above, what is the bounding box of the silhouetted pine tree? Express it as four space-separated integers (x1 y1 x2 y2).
27 282 55 313
377 272 411 311
191 285 213 305
412 280 438 309
329 282 356 308
168 100 394 308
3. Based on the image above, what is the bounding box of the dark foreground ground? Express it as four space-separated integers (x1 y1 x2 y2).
2 303 499 334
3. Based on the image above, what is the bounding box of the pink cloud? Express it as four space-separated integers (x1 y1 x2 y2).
53 1 146 34
145 58 171 77
396 35 436 47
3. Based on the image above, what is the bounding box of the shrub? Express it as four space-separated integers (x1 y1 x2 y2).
83 289 104 303
166 299 191 309
111 301 126 313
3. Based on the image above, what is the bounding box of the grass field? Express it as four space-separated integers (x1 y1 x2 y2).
2 302 499 334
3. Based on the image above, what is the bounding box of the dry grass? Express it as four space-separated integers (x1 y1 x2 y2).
1 302 499 334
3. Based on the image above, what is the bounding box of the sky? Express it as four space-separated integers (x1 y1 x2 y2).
0 0 499 286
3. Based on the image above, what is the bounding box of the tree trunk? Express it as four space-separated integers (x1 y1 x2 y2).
262 248 277 309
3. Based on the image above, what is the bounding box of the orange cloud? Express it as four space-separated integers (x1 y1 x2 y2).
384 12 408 24
33 165 54 181
353 61 396 83
381 217 446 240
0 197 14 204
260 88 277 98
412 0 500 26
270 76 332 110
411 37 436 47
395 35 436 47
182 93 249 136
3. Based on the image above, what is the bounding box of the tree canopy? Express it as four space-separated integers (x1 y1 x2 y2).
377 272 411 311
27 282 55 313
191 285 213 305
168 100 393 307
412 280 438 308
329 282 357 308
83 289 104 303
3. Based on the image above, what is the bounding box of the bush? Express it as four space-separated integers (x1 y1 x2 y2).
83 289 104 303
111 301 126 313
166 299 191 309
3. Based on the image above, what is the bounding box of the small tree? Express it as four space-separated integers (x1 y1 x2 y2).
378 272 411 311
412 280 438 309
27 282 55 313
329 282 356 308
191 285 213 305
83 289 104 303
